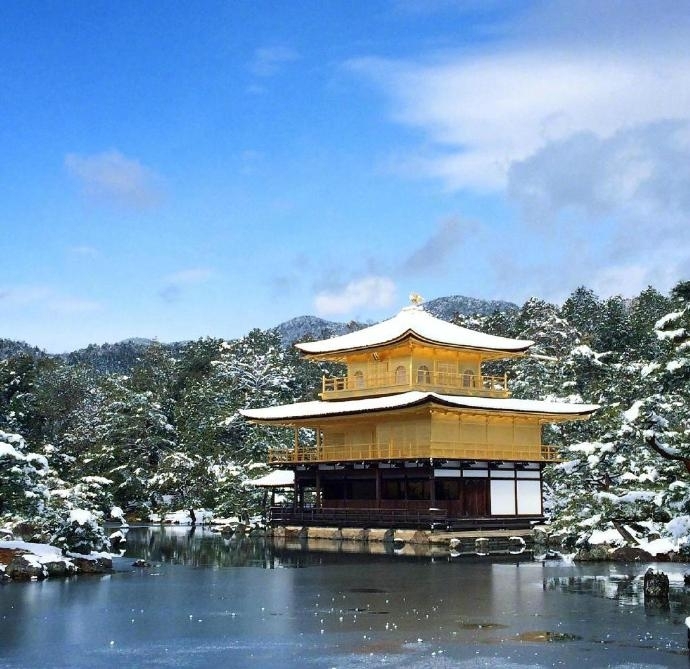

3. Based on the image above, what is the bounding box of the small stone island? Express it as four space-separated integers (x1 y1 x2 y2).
241 298 598 537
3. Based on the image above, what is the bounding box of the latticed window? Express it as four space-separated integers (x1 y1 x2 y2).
462 369 476 387
353 370 365 388
437 362 455 385
417 365 431 384
395 365 407 385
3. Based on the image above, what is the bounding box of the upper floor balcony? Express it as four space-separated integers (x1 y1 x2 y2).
320 368 510 400
268 440 559 464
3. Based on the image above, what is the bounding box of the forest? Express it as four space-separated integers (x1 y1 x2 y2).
1 281 689 555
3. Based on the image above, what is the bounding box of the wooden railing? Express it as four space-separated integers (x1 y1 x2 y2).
270 506 448 529
321 371 509 399
269 506 543 530
268 441 560 464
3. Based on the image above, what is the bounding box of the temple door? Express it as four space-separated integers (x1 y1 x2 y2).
460 479 489 517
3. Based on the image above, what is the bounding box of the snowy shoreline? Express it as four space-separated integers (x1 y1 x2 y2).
0 540 113 582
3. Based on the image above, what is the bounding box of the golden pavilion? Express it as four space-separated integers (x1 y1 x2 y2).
241 300 597 530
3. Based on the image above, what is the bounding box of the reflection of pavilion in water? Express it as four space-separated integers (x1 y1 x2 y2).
269 535 534 562
121 525 533 569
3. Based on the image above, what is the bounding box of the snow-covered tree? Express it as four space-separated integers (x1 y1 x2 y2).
149 451 217 520
561 286 602 345
628 286 671 360
0 429 111 553
211 329 297 460
594 296 633 354
0 429 49 520
549 281 690 549
92 378 177 513
627 281 690 472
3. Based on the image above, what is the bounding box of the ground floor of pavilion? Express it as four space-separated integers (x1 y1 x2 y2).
268 459 546 531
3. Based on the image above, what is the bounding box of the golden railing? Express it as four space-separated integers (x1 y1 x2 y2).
268 441 559 464
321 371 509 399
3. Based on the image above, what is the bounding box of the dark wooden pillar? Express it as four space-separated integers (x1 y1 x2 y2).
375 467 381 509
315 470 322 509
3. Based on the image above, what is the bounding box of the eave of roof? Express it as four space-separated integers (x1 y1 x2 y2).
239 391 599 423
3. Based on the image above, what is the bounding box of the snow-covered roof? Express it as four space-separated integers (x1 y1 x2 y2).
295 305 533 356
240 391 598 423
246 470 295 487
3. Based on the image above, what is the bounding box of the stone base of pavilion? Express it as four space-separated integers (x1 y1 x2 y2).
268 524 538 558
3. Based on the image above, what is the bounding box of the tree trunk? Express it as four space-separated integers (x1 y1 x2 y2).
645 434 690 474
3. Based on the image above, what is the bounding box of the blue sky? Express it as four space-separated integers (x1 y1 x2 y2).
3 1 690 352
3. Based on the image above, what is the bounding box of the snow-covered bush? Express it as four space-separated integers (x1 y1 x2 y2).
0 429 111 554
50 509 110 555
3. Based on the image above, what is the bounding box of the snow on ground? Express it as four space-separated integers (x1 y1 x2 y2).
0 540 66 561
585 517 690 557
642 538 677 556
148 509 214 525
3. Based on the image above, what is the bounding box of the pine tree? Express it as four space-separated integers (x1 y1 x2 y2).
627 280 690 473
593 295 633 354
628 286 671 360
561 286 602 345
92 378 177 512
0 429 50 520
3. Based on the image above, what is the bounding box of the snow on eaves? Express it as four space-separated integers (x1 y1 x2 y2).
246 470 295 487
296 305 533 355
240 391 598 422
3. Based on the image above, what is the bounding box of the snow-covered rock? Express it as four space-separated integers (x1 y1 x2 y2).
0 540 111 581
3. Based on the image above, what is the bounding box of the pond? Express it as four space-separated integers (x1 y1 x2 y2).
2 526 690 668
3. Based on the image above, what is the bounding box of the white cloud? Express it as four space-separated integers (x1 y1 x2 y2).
347 5 690 299
65 150 163 209
249 46 299 77
348 51 690 192
508 121 690 221
315 276 397 316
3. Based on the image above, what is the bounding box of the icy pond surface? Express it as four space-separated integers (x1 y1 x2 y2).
2 526 690 668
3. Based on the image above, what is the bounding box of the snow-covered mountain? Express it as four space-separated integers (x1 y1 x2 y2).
0 339 47 361
0 294 518 365
272 295 518 345
273 315 366 346
424 295 518 321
